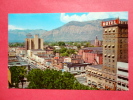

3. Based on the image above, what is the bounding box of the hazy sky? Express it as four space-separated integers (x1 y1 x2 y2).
8 12 128 31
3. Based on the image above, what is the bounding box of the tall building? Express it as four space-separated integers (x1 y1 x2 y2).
25 35 43 50
101 18 128 90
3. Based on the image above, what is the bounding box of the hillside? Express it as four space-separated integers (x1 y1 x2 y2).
8 18 127 43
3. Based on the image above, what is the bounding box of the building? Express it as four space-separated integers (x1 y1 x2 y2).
117 62 129 91
25 35 43 50
86 65 105 89
101 18 128 90
27 49 46 58
78 47 103 65
8 50 17 62
94 35 102 47
63 63 91 75
16 47 26 57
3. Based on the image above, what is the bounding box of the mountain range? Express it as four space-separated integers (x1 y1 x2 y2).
8 18 127 43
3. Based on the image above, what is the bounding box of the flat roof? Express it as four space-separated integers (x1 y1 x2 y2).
64 63 92 67
8 61 28 66
81 47 102 51
31 49 45 51
87 64 103 69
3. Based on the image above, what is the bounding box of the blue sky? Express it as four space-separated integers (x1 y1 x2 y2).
8 12 128 31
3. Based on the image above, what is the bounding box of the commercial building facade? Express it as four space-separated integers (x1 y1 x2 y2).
101 18 128 90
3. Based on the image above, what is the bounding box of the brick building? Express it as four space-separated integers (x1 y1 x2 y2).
78 47 103 65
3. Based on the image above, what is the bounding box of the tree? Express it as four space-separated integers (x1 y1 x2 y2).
27 69 97 90
9 42 24 47
58 41 65 46
60 52 69 57
77 44 81 49
9 66 27 88
26 69 44 89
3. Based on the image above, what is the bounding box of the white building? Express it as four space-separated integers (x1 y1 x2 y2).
63 63 91 75
117 62 129 91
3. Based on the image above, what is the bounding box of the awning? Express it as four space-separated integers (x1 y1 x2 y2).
108 55 111 57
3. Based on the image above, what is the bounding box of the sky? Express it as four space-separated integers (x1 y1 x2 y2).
8 12 128 31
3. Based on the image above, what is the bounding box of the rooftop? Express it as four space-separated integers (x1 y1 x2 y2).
8 61 28 67
87 64 103 70
31 49 45 51
64 62 92 67
81 47 102 51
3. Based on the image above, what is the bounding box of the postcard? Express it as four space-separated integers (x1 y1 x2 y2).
8 12 128 91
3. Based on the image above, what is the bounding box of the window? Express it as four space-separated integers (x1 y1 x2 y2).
79 67 81 70
122 84 125 87
112 55 115 58
112 45 115 48
118 82 121 85
118 68 128 73
113 30 115 32
112 70 115 73
69 68 71 71
74 67 76 70
105 31 107 33
120 55 122 58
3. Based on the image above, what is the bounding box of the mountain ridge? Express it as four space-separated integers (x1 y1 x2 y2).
8 18 127 43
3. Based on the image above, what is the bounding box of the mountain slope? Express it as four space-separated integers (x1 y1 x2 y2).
8 29 47 43
8 18 127 43
42 20 103 42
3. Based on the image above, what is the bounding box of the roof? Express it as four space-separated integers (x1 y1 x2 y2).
31 49 45 51
88 50 103 54
87 64 102 69
8 61 28 67
64 63 92 67
81 47 102 51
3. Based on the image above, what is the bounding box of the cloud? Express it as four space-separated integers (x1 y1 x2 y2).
60 12 128 23
8 25 24 30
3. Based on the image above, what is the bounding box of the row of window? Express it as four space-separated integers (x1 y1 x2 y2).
104 28 128 33
104 55 115 58
118 68 128 72
117 83 128 88
104 45 115 48
69 67 86 71
118 76 128 81
103 68 116 73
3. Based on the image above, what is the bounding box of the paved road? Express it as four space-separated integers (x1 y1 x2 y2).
18 56 46 70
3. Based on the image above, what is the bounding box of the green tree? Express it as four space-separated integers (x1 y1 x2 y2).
77 44 81 49
9 66 27 88
9 42 24 47
58 41 65 46
27 69 97 90
60 52 69 57
26 69 44 89
59 47 67 53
